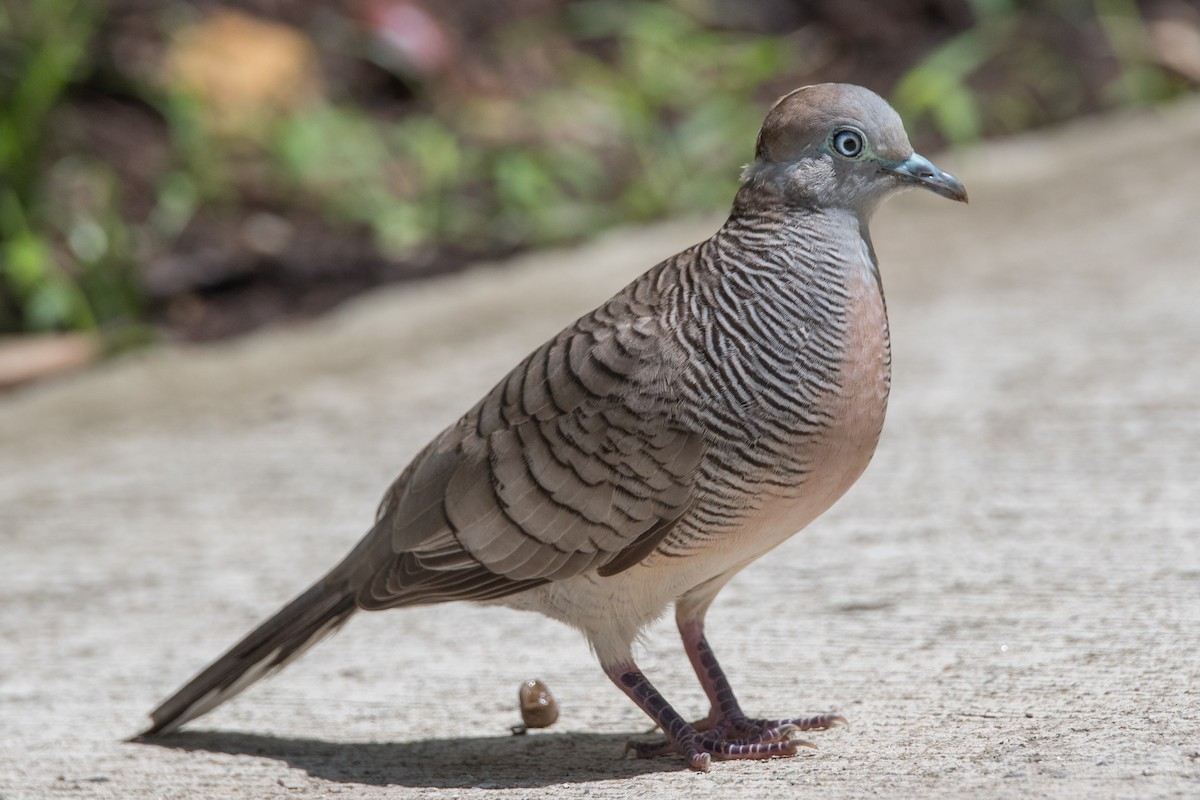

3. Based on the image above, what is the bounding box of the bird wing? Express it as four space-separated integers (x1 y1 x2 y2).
350 282 704 610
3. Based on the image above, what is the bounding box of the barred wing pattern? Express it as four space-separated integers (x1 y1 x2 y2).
354 264 705 610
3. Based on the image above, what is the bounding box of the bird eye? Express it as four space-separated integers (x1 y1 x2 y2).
831 128 866 159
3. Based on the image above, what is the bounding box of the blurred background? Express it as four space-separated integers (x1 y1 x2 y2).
1 0 1198 380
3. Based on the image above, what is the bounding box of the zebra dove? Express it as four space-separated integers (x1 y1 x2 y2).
141 84 966 771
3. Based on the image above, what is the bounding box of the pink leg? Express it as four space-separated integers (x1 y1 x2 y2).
676 618 846 745
606 659 823 772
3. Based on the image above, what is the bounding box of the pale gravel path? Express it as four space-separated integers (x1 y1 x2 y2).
2 99 1199 799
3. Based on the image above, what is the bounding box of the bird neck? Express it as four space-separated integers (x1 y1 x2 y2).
714 201 878 285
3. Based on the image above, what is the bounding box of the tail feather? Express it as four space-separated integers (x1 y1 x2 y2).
141 580 357 736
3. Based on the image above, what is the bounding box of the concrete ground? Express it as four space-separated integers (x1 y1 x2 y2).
3 98 1199 800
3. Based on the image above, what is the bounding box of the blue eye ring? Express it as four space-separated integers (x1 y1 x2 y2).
831 127 866 159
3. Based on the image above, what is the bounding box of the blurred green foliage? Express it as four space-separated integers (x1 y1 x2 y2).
3 0 102 331
0 0 1194 338
272 2 788 256
893 0 1188 145
0 0 149 341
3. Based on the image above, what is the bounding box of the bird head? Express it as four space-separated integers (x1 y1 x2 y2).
741 84 967 217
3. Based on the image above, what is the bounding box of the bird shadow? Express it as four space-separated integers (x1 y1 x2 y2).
136 728 688 788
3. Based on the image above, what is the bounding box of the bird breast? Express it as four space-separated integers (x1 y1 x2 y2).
657 229 892 564
797 252 891 511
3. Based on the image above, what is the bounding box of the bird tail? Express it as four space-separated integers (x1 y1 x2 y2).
139 578 358 737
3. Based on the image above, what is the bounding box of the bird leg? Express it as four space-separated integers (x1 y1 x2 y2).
678 618 846 744
605 662 815 772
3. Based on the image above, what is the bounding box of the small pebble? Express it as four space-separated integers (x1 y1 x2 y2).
511 678 559 735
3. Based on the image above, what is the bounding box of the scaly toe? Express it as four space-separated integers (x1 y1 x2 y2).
749 713 848 732
790 713 847 730
714 737 817 760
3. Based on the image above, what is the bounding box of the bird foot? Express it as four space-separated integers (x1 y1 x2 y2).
712 712 848 735
626 713 843 769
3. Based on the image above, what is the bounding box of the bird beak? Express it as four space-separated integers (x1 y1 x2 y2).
885 153 968 203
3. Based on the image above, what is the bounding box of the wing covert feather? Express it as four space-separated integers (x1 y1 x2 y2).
353 277 704 608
